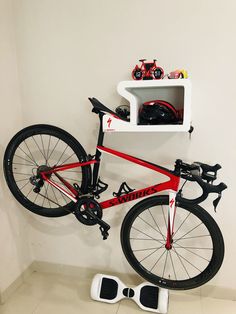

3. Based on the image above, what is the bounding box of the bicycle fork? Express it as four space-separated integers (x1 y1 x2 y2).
165 191 177 250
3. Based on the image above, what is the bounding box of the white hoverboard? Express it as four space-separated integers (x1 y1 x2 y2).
91 274 169 313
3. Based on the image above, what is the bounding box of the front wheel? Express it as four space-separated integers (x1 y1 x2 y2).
132 68 143 80
3 124 91 217
121 195 224 290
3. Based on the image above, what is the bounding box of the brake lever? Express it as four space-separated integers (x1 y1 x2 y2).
213 193 222 212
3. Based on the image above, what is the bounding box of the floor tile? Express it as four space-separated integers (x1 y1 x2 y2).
168 293 202 314
1 272 236 314
117 299 141 314
201 297 236 314
32 274 119 314
0 294 40 314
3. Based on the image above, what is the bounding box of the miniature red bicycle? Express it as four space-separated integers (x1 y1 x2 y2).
4 98 227 290
132 59 164 80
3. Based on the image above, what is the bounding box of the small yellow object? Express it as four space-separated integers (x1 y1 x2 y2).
179 69 188 78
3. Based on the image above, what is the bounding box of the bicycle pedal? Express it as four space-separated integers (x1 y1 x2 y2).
99 224 110 240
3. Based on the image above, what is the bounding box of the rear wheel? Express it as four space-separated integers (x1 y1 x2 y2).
153 67 164 79
4 124 91 217
121 195 224 290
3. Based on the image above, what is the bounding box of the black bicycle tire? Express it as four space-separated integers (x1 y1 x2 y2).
3 124 91 217
121 195 224 290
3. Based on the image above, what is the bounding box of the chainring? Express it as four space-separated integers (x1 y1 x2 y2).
74 197 102 226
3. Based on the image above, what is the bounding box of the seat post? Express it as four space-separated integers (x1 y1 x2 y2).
92 112 104 188
97 112 105 147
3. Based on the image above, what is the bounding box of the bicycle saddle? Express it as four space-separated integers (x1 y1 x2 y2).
88 97 128 121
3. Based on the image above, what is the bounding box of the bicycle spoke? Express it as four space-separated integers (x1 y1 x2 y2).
33 191 40 204
26 186 34 198
13 162 36 167
50 182 70 205
59 152 77 166
138 214 165 239
40 135 47 163
161 204 168 229
13 172 32 176
174 212 191 237
131 226 164 244
130 237 165 242
14 154 35 165
172 247 190 278
169 251 177 280
133 246 164 252
45 135 51 164
175 235 211 240
174 222 204 242
47 138 60 161
39 189 62 207
150 249 166 272
18 146 37 166
32 136 47 162
162 250 169 278
56 145 69 166
148 208 166 241
173 247 203 273
44 184 52 208
15 178 30 183
174 242 211 262
24 140 38 166
139 246 165 263
19 180 31 190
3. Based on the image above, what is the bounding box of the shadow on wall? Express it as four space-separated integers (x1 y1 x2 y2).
0 144 33 286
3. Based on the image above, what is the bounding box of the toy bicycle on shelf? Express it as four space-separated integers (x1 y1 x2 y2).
132 59 164 80
3 97 227 290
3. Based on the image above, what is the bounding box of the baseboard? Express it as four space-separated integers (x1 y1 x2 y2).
1 260 235 303
200 284 236 301
31 260 143 285
0 263 34 304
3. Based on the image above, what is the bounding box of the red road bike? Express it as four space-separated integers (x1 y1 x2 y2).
3 98 227 290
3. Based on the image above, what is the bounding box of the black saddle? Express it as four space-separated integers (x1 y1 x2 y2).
88 98 116 115
88 97 128 121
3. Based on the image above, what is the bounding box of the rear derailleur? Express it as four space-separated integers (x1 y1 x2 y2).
74 197 110 240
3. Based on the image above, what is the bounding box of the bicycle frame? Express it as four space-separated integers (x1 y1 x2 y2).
40 113 181 246
41 146 180 207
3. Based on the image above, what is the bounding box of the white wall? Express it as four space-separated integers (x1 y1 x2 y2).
6 0 236 290
0 0 33 294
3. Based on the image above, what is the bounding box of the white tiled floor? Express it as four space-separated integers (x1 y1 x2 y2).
0 272 236 314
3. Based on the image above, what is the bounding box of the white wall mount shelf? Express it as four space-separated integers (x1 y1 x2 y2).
102 79 192 132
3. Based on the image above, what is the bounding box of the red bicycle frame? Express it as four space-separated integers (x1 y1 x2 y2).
41 146 180 207
41 145 180 249
40 111 181 247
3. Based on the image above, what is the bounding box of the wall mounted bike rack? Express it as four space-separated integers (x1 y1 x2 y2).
103 79 191 132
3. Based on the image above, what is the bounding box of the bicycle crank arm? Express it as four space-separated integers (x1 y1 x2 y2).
86 208 111 240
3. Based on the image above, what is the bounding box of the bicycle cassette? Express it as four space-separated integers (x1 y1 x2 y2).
75 198 102 226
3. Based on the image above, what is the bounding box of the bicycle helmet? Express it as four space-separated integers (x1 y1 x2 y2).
139 100 178 125
115 105 130 122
